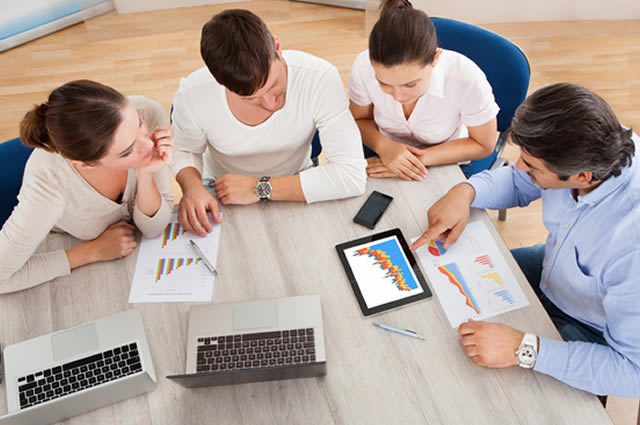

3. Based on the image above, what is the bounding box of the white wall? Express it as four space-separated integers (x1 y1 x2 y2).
366 0 640 24
113 0 247 14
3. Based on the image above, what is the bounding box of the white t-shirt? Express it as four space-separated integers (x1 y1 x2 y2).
171 50 366 203
348 49 499 147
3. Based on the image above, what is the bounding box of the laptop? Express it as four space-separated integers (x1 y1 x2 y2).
167 295 327 387
0 309 156 425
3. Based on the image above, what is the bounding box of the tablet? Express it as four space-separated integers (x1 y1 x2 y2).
335 229 432 316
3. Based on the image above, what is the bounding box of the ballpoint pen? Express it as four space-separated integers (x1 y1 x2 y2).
374 323 426 340
189 239 218 276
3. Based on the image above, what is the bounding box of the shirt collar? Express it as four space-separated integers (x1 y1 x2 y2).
577 161 634 206
425 61 445 99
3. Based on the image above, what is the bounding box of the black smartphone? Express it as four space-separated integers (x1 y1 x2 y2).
353 191 393 229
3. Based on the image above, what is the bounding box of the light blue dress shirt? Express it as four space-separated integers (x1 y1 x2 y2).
466 136 640 397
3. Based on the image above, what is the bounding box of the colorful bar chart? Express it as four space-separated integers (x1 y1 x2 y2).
155 257 201 282
495 289 514 305
481 272 504 286
474 255 494 268
161 223 186 248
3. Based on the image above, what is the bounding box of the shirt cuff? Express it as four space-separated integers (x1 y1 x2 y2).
533 336 569 379
170 152 204 178
133 198 173 239
467 175 490 209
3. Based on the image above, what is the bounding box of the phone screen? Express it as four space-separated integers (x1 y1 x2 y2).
353 191 393 229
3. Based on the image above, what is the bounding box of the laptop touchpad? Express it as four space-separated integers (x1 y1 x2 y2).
233 301 277 330
51 323 99 362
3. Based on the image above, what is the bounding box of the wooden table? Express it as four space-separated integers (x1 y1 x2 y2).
0 165 613 425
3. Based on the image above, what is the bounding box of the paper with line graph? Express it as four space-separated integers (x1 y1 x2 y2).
129 212 221 303
413 220 528 327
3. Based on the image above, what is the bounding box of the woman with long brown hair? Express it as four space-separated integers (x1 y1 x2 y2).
349 0 499 180
0 80 174 293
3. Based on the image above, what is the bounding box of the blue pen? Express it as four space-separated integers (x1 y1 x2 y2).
374 323 426 340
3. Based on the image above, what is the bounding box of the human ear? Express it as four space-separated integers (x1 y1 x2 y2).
431 48 443 67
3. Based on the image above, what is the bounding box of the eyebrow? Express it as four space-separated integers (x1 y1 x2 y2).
118 114 142 156
376 77 421 87
521 157 539 171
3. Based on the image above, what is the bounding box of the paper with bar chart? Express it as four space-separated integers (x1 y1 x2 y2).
413 220 528 327
129 212 221 303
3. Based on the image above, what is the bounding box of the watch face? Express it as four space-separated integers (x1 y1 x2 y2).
518 346 536 366
256 182 272 199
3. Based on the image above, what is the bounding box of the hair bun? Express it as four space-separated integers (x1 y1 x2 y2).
19 102 56 152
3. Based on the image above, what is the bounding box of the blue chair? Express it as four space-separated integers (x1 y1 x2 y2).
0 138 34 228
311 131 322 165
432 17 531 219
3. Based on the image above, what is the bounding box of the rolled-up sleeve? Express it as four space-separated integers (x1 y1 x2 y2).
170 88 207 178
467 164 541 210
299 66 367 203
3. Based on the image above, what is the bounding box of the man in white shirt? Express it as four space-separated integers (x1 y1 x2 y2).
171 9 367 236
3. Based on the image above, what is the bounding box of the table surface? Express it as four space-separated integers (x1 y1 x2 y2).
0 165 612 425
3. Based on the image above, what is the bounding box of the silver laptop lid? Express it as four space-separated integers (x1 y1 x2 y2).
185 295 326 374
3 309 155 412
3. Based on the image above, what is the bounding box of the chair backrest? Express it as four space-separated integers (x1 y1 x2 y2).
0 138 34 228
431 17 530 174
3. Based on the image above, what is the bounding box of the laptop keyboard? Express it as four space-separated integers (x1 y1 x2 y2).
196 328 316 373
17 342 142 410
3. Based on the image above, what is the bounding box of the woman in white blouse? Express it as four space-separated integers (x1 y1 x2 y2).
0 80 175 294
349 0 499 180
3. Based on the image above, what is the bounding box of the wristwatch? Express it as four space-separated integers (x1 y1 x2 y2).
515 333 538 369
254 176 272 202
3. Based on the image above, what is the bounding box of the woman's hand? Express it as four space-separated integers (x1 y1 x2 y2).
370 141 427 180
136 126 175 176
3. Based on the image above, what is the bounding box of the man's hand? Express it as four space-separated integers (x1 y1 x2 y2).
410 183 476 250
136 126 175 176
458 320 524 368
369 142 427 181
214 174 260 205
178 184 222 237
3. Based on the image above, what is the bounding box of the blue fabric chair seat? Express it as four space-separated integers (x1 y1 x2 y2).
0 138 34 228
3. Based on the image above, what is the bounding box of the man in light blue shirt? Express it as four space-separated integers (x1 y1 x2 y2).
411 83 640 397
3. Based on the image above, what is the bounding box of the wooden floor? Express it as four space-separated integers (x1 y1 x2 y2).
0 2 638 423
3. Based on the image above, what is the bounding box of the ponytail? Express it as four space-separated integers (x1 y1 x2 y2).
370 0 438 67
20 103 57 152
379 0 412 13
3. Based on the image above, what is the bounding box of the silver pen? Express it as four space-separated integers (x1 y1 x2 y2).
189 239 218 276
374 323 426 340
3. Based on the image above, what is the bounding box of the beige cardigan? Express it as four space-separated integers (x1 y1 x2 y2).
0 96 173 294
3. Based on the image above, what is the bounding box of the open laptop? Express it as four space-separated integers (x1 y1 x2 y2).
167 295 327 387
0 309 156 425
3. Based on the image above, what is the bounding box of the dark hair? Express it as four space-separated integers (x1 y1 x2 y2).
20 80 126 162
509 82 634 181
200 9 277 96
369 0 438 67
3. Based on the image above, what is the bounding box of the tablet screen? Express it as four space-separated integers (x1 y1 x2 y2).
336 228 432 316
344 236 424 308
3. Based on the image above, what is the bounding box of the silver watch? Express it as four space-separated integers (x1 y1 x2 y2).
516 333 538 369
254 176 272 202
